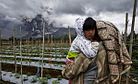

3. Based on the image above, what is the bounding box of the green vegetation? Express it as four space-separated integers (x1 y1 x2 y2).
39 77 48 84
126 33 138 83
52 80 60 84
1 35 138 83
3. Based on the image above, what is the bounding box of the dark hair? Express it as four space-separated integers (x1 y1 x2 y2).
83 17 101 41
83 17 96 31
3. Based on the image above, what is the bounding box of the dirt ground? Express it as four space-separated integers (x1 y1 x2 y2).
2 63 62 78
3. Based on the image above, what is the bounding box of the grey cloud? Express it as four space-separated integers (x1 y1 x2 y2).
54 0 85 15
91 0 132 13
0 0 49 19
0 0 136 19
54 0 135 16
0 0 138 36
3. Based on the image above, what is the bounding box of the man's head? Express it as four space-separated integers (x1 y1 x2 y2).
83 17 97 40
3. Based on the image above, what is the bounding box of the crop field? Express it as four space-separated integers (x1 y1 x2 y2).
0 39 138 84
0 39 70 84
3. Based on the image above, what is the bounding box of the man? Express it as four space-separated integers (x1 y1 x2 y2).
62 17 132 84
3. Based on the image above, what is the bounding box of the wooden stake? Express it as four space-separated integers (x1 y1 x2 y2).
68 26 72 46
127 0 137 84
0 29 2 80
41 21 45 78
20 26 23 84
13 28 17 73
124 13 128 44
129 0 137 57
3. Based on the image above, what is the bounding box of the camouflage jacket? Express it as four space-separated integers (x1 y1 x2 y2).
97 21 132 83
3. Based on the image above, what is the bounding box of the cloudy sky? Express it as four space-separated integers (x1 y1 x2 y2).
0 0 138 34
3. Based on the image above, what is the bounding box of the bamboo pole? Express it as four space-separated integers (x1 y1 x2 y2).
41 21 45 78
124 13 128 44
13 28 17 73
0 29 2 80
68 26 72 46
20 26 23 84
36 38 40 77
51 34 53 44
27 38 29 64
127 0 137 84
50 34 53 68
48 34 50 43
29 37 33 66
129 0 137 57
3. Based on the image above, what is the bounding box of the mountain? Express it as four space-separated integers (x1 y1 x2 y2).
0 14 77 39
23 27 76 39
52 27 76 38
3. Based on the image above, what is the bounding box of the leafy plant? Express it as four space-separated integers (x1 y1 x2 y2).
31 76 38 83
57 75 62 80
46 74 51 79
14 73 20 79
39 77 48 84
52 80 60 84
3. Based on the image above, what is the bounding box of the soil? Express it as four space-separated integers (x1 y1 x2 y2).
2 63 62 78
